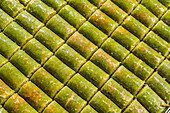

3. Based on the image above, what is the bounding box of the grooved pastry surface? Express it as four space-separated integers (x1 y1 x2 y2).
0 0 169 113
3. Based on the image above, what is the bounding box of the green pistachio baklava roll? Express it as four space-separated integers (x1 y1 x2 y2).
143 31 170 56
152 20 170 43
23 38 53 64
35 27 64 52
10 50 41 77
157 59 170 82
67 73 98 101
1 0 24 17
100 0 127 24
15 11 44 35
101 78 133 109
0 79 14 105
26 0 56 23
59 5 86 29
55 86 87 113
112 66 144 95
43 56 75 84
67 32 98 59
79 61 109 88
0 62 28 91
0 33 19 59
101 38 129 61
18 81 52 112
55 44 86 71
68 0 97 18
3 22 33 47
4 93 38 113
90 49 120 75
133 42 164 69
122 16 149 40
0 9 13 31
137 85 167 113
31 68 64 98
89 10 118 35
141 0 167 17
147 72 170 103
132 4 158 28
79 21 107 46
123 53 154 80
111 26 139 51
89 91 121 113
46 15 76 40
